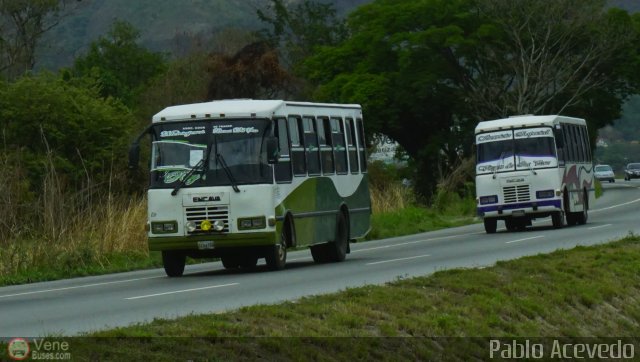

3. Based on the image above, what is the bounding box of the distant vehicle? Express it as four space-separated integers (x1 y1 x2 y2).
624 163 640 181
475 115 594 233
594 164 615 183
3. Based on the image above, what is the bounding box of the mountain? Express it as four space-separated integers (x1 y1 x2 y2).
608 0 640 12
36 0 371 70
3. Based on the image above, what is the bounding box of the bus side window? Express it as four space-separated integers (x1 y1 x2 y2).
583 126 592 162
563 124 573 162
331 117 348 174
288 116 306 176
574 125 584 162
580 126 590 163
577 126 584 162
303 116 321 175
346 118 359 174
555 127 565 165
274 118 292 183
318 117 334 174
356 118 367 172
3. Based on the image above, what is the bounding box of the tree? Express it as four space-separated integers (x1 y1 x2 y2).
257 0 348 72
0 0 70 79
302 0 640 199
304 0 484 198
0 73 135 188
206 41 296 100
72 20 166 107
451 0 639 126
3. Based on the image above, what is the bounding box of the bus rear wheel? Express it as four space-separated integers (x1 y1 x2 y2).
310 244 329 263
311 213 349 263
551 211 565 228
328 212 349 262
162 251 186 277
575 192 589 225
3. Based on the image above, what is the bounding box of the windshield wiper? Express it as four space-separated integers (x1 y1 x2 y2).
216 153 241 193
171 157 205 196
171 145 211 196
517 154 538 176
493 151 506 179
528 160 537 175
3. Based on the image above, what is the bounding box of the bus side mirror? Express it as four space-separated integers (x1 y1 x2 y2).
266 137 278 164
129 143 140 170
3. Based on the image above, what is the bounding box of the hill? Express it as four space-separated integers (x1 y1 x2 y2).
35 0 371 70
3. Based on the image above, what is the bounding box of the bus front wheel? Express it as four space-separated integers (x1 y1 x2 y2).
162 251 186 277
483 218 497 234
221 256 240 269
266 223 289 271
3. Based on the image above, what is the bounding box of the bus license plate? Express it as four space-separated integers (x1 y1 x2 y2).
198 240 215 250
512 210 525 217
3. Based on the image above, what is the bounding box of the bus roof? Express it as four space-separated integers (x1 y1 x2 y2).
152 99 362 122
475 115 586 134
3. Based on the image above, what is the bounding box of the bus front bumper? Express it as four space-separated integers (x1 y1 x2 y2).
477 199 561 218
149 232 276 251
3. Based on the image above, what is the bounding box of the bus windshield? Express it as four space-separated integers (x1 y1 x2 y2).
150 119 273 188
476 127 557 175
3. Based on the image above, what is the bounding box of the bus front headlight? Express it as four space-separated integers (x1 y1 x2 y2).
536 190 555 199
213 220 225 231
150 221 178 234
479 195 498 205
238 216 266 230
185 221 197 232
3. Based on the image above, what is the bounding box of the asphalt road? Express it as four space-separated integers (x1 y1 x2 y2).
2 180 640 337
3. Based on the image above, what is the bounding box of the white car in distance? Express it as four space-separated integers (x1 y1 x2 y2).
594 164 615 183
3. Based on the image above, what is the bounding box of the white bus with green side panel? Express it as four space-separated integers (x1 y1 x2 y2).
475 115 594 233
129 100 371 276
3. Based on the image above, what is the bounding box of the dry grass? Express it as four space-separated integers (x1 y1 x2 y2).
0 149 148 280
370 182 415 214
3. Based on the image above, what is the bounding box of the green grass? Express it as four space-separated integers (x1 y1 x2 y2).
37 235 639 360
595 178 603 198
0 250 162 286
368 205 477 240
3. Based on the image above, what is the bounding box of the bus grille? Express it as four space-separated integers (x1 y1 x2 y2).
185 206 229 233
502 185 530 203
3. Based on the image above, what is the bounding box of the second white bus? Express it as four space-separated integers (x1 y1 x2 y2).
475 115 594 233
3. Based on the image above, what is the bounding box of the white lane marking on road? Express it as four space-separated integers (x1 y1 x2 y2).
0 276 164 299
125 283 239 300
591 197 640 213
365 254 430 265
588 224 612 230
353 231 484 253
505 235 544 244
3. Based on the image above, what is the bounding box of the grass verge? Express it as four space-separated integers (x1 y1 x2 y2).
368 206 477 240
38 235 639 360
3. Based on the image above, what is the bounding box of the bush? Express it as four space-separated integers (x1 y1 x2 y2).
0 73 136 189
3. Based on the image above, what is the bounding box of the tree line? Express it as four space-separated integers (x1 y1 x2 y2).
1 0 639 202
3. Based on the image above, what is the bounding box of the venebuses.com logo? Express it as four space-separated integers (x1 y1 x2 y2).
6 337 72 360
7 338 30 360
